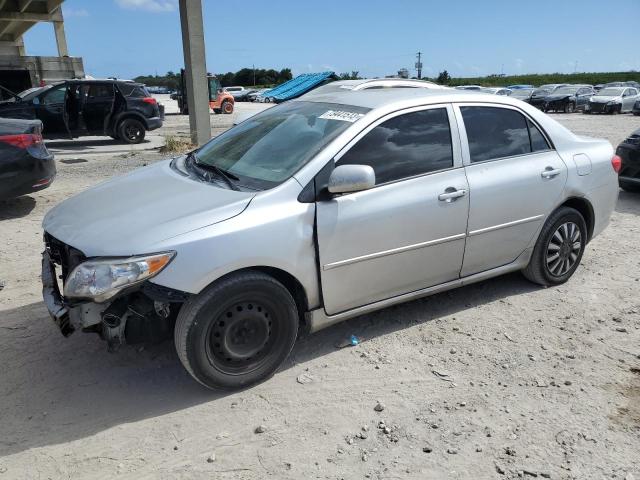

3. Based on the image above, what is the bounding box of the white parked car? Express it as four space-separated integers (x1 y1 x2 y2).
585 87 639 114
42 88 619 390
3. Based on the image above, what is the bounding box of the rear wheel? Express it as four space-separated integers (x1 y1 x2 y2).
174 271 299 390
522 207 587 286
117 118 146 144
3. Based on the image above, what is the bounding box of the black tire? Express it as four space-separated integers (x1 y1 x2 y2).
522 207 587 286
221 100 234 114
175 271 299 390
564 102 575 113
117 118 146 144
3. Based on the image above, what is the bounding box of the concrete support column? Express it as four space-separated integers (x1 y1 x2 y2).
53 20 68 57
16 36 25 56
178 0 211 146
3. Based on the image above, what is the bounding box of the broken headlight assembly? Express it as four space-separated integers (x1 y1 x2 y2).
64 252 175 303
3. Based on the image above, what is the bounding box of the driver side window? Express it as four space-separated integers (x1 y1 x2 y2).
336 108 454 185
42 86 66 105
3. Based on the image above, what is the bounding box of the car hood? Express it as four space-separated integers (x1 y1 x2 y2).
590 95 621 103
43 159 255 256
545 94 574 101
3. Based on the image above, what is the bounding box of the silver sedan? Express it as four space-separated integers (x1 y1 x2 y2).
42 80 619 390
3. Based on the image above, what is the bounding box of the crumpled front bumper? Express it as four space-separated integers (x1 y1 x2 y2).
41 251 74 336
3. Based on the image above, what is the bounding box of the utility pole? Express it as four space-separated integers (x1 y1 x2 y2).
253 64 256 87
415 51 423 79
574 60 578 73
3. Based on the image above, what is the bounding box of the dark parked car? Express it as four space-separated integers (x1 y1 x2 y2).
509 87 535 103
633 99 640 116
0 80 163 144
616 129 640 192
542 85 594 113
0 117 55 200
529 88 553 109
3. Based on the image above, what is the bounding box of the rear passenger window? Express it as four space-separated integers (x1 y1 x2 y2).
337 108 453 184
461 106 550 162
87 84 114 98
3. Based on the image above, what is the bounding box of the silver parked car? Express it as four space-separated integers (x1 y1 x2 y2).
41 87 619 390
585 86 639 114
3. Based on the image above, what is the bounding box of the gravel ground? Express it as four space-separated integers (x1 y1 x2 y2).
0 107 639 480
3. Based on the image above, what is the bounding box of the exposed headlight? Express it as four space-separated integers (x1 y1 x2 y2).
64 252 175 302
607 100 621 105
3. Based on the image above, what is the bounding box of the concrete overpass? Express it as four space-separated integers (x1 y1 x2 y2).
0 0 84 95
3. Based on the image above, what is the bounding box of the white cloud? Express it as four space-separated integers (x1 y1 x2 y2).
114 0 177 13
515 58 524 70
64 7 89 17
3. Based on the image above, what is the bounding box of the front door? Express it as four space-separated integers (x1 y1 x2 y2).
36 84 69 136
455 105 568 276
316 105 470 315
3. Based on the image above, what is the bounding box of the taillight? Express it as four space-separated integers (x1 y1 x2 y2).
0 133 42 149
142 97 157 105
611 154 622 173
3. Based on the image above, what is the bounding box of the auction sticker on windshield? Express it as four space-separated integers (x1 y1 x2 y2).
318 110 365 122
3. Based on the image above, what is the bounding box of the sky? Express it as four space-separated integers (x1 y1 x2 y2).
23 0 640 80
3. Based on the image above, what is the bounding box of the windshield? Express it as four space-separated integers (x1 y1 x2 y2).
511 88 534 97
597 88 624 96
553 87 579 95
532 88 550 96
193 101 370 190
18 87 43 98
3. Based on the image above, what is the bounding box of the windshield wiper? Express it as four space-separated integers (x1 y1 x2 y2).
187 150 241 191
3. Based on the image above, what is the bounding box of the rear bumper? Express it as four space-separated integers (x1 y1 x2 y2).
146 117 163 131
0 151 55 200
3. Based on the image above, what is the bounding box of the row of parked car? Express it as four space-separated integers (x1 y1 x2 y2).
457 82 640 115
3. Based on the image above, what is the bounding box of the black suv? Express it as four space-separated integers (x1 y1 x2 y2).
0 80 163 144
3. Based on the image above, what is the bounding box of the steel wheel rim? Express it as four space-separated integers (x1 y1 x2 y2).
206 300 274 375
546 221 582 277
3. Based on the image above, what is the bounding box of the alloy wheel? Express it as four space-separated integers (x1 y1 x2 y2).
546 221 582 277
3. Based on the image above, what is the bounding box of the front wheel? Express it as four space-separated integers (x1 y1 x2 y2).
117 118 146 144
174 271 299 390
522 207 587 286
564 102 575 113
221 100 234 114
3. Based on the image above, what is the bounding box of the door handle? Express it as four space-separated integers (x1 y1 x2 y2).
541 167 562 178
438 188 467 202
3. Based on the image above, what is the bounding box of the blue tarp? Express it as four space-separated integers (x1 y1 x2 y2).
261 72 335 102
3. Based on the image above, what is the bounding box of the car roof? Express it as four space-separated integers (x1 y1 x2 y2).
298 86 535 110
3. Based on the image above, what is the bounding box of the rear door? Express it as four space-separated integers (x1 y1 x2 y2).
316 105 470 315
455 104 567 276
83 83 115 134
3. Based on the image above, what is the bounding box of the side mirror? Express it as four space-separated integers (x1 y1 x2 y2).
328 164 375 194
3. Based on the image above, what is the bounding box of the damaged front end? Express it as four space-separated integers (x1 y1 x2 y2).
42 233 188 351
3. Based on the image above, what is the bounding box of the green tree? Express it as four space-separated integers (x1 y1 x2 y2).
436 70 451 85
